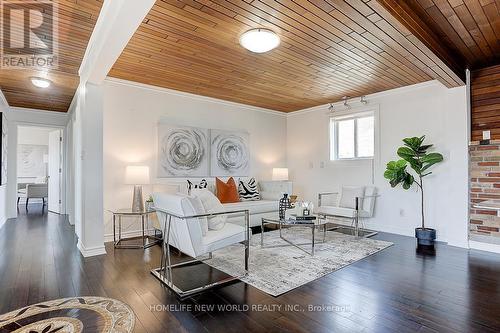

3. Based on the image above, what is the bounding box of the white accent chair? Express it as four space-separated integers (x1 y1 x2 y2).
317 186 378 237
151 192 250 298
18 183 48 211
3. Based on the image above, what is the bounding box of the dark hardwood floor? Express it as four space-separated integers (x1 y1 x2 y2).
1 208 500 333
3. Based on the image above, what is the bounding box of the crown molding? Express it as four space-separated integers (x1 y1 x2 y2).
104 77 287 117
287 80 445 117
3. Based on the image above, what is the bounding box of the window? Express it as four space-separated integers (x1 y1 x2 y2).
330 112 374 160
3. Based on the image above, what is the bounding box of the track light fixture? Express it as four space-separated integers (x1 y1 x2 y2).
342 96 351 109
328 103 334 112
327 95 368 113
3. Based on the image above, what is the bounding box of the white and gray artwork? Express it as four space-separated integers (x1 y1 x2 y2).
158 125 209 177
210 130 250 176
18 144 48 178
1 113 7 185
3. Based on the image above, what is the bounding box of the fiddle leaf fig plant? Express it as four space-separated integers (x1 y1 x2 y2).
384 136 443 229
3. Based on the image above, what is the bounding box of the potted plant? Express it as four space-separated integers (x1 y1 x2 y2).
384 136 443 246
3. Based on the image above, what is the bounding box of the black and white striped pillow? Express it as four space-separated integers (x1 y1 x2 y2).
238 178 260 201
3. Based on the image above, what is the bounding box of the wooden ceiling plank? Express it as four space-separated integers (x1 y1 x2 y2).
464 0 500 54
372 0 465 83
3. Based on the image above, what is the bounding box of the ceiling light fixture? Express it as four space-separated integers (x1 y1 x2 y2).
239 28 280 53
31 77 51 88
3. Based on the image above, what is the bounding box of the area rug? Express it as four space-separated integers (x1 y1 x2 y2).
0 297 135 332
206 228 393 296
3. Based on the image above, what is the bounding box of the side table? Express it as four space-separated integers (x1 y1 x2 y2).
108 208 162 249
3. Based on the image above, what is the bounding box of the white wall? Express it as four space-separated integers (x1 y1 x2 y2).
17 126 53 145
287 81 468 247
102 78 287 239
0 95 8 229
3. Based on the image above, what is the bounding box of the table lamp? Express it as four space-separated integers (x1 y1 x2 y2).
125 165 150 212
272 168 289 181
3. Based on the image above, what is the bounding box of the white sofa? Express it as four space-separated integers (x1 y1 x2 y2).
165 180 292 227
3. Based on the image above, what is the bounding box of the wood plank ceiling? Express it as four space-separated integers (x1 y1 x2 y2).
0 0 103 112
378 0 500 73
471 64 500 140
109 0 465 113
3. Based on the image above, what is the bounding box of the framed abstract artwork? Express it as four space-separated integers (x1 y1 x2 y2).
210 129 250 177
17 144 48 178
157 124 209 177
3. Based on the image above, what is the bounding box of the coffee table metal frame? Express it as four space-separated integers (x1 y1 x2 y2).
261 216 328 256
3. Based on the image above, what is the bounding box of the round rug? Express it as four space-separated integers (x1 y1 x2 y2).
0 297 135 333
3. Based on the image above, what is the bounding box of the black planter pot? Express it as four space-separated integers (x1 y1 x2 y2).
415 227 436 246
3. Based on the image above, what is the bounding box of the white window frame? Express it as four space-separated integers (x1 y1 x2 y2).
330 108 377 161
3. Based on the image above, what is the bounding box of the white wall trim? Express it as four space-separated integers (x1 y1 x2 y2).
287 80 445 117
77 239 107 257
469 240 500 254
104 77 287 117
6 107 69 126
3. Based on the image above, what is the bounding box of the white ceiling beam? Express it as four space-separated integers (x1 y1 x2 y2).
78 0 155 85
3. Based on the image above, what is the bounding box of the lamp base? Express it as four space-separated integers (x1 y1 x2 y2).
132 185 144 212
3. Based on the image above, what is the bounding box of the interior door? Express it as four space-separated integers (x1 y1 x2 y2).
48 130 62 213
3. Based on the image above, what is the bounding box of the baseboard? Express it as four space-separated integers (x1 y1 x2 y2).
469 240 500 254
103 228 156 243
77 240 107 257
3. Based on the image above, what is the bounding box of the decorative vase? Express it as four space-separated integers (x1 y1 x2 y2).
279 194 291 219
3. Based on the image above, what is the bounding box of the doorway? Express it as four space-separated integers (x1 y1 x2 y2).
17 126 64 214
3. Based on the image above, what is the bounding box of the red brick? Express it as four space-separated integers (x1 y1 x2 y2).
478 146 499 150
494 184 500 188
478 162 499 166
475 210 499 215
471 188 483 192
477 194 500 199
471 178 478 182
477 226 500 232
470 220 483 225
478 178 500 182
488 173 500 177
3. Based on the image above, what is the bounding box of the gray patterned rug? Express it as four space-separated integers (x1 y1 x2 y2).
206 228 393 296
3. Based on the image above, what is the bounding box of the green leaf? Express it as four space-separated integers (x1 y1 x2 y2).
421 153 443 164
397 147 416 160
403 137 421 150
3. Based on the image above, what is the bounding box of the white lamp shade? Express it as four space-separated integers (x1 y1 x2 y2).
125 166 150 185
272 168 289 181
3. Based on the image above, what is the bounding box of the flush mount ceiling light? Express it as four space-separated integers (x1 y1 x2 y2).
30 77 51 88
239 28 280 53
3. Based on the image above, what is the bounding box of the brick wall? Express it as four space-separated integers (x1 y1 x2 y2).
470 140 500 238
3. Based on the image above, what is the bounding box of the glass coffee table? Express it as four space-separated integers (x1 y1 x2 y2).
261 215 328 256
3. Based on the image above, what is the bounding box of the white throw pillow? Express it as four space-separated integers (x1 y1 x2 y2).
186 195 208 236
191 189 226 230
339 186 365 209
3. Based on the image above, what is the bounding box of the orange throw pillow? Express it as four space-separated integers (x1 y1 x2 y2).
216 177 240 204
